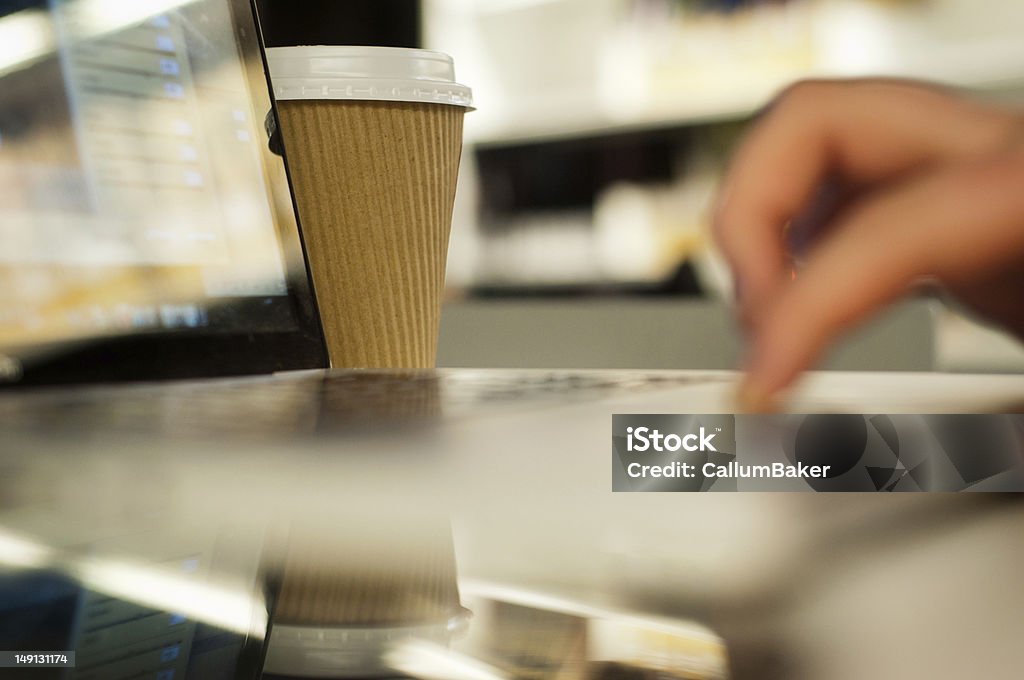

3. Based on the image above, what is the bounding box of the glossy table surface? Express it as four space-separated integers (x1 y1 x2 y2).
0 369 1023 680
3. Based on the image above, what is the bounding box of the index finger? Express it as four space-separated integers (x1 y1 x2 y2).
714 79 1018 321
739 151 1024 409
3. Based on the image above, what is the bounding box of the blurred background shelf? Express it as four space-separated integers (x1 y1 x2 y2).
438 299 1024 373
427 0 1024 148
438 298 937 371
466 89 760 148
422 0 1024 372
465 71 1024 149
431 0 1024 298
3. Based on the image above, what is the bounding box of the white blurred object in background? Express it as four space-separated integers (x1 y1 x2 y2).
426 0 1024 144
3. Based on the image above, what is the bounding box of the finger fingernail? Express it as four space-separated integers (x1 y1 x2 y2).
735 380 778 414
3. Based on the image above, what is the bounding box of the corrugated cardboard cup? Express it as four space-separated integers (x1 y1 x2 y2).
267 46 473 368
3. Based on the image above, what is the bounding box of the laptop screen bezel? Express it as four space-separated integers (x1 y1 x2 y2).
3 0 329 387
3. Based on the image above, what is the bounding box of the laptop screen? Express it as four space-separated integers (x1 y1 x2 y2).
0 0 325 382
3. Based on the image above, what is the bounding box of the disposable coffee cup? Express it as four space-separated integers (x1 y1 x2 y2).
266 46 473 368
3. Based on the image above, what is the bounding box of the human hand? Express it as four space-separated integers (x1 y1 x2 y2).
713 79 1024 410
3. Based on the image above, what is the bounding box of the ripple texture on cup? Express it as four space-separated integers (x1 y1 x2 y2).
277 100 464 369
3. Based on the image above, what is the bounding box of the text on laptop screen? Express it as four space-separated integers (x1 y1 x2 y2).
0 0 304 352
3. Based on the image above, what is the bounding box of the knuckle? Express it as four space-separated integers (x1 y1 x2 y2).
769 79 834 115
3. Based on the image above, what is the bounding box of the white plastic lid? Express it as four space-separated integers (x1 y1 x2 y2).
266 46 474 109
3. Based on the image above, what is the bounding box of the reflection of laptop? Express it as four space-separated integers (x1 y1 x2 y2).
0 0 326 386
0 1 322 677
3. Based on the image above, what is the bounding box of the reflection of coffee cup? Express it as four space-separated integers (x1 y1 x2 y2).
263 516 469 678
266 47 473 368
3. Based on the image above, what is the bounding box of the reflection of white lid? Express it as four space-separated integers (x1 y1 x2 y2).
266 46 474 109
